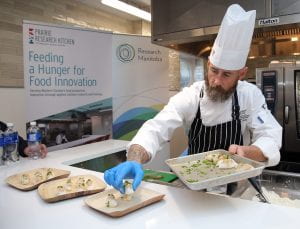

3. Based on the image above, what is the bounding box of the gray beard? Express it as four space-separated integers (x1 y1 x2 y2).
205 77 237 102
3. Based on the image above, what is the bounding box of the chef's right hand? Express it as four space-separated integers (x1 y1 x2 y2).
104 161 144 194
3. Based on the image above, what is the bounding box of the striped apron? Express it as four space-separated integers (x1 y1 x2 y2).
187 88 243 195
188 88 243 155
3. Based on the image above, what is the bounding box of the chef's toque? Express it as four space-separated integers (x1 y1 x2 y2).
209 4 256 70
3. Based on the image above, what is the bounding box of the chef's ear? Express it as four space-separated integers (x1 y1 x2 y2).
238 67 248 80
207 60 211 68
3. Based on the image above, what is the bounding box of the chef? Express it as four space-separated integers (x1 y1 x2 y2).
104 4 282 193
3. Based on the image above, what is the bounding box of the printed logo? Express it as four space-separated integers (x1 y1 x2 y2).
116 44 135 63
27 27 75 46
29 28 34 44
240 109 249 122
258 17 280 26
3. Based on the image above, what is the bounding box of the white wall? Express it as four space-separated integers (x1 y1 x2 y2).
0 88 26 137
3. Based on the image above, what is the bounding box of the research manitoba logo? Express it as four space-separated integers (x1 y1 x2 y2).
116 44 135 63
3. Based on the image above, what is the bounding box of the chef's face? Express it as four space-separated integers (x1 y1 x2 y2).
205 61 247 102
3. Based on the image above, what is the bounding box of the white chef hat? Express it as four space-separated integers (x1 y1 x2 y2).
209 4 256 70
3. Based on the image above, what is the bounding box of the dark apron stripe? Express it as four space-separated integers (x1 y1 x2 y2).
188 90 243 155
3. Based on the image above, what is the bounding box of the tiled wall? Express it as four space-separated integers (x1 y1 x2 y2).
168 50 181 91
0 0 150 87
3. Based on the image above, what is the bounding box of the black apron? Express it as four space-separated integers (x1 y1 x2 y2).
188 88 243 154
187 87 243 195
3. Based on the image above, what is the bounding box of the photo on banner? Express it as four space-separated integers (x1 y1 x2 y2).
23 21 113 151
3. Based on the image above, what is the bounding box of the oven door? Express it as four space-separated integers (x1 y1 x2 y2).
256 67 284 127
284 67 300 154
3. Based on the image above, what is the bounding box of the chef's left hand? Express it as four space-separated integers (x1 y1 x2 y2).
228 144 246 157
228 144 267 162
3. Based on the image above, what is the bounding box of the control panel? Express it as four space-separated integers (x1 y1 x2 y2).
261 71 277 115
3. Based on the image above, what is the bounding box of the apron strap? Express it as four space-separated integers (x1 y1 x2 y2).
232 90 240 120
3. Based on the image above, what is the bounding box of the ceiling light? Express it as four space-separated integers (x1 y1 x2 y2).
291 37 299 42
101 0 151 22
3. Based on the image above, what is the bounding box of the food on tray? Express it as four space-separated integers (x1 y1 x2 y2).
77 177 87 190
54 176 98 196
105 193 118 208
34 171 44 182
86 178 93 187
38 175 106 202
46 169 54 179
174 152 254 183
20 174 30 185
57 185 65 195
60 177 94 193
65 178 73 191
216 158 238 169
204 153 228 163
85 188 165 217
236 163 254 171
6 168 71 191
121 180 134 201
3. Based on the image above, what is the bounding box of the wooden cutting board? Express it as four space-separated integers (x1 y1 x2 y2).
85 187 165 217
38 174 106 203
6 167 70 191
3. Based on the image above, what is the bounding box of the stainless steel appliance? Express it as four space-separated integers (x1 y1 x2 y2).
151 0 300 52
256 61 300 160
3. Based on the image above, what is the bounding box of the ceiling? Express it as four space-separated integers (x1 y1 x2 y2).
77 0 151 21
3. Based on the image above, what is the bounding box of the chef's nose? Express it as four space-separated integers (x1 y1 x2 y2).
212 74 222 86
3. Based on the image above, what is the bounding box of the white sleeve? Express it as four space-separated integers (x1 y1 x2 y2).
127 85 199 162
247 87 282 166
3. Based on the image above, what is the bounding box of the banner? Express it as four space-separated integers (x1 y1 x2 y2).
112 34 169 141
23 21 113 148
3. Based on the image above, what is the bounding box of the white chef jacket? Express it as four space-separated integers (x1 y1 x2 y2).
128 80 282 167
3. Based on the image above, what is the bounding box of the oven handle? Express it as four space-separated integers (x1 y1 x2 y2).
284 105 290 124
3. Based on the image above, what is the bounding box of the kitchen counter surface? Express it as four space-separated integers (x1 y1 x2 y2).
0 140 299 229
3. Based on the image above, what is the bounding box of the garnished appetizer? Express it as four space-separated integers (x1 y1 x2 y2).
85 178 93 189
46 169 54 179
216 158 238 169
34 171 43 182
76 177 86 190
65 178 73 192
105 193 118 208
121 180 134 201
56 185 65 195
20 174 30 185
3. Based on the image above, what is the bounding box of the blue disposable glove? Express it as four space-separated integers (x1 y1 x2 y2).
104 161 144 194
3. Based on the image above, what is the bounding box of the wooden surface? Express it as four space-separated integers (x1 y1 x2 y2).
38 174 106 203
85 187 165 217
5 167 70 191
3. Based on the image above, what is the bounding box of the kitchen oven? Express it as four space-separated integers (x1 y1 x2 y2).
256 61 300 162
